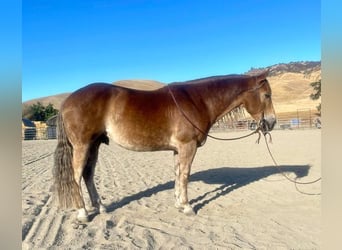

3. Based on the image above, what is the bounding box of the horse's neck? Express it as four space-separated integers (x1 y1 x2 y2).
192 80 250 124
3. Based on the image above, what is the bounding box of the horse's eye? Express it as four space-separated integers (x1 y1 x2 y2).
265 93 271 98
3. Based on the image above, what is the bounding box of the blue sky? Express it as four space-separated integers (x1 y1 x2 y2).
22 0 321 102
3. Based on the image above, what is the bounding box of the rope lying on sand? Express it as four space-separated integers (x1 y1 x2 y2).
260 132 321 195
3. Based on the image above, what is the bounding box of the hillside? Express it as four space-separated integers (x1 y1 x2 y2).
114 79 164 90
22 61 321 118
246 61 321 114
22 93 70 116
22 80 164 118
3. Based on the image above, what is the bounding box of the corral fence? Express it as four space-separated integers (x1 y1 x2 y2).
22 116 57 140
22 109 321 140
22 124 57 140
211 108 321 132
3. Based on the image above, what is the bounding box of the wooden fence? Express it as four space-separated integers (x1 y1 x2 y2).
211 108 321 132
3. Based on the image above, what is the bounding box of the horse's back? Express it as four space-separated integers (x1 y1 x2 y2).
62 83 115 105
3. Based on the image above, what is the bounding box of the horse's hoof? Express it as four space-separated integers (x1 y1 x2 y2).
87 206 98 213
77 215 89 223
77 208 89 222
88 205 106 214
175 201 183 209
99 205 107 214
183 205 196 216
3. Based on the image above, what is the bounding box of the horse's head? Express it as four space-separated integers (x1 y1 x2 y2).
242 71 276 133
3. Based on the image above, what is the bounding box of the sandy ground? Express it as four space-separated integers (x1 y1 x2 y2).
22 129 321 249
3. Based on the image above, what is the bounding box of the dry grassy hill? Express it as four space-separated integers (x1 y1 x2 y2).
22 93 70 114
247 61 321 114
22 80 164 118
22 61 321 119
114 79 164 90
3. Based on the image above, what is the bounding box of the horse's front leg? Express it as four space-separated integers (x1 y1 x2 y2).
173 151 181 208
176 141 197 215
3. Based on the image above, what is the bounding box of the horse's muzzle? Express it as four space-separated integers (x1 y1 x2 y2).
260 116 276 133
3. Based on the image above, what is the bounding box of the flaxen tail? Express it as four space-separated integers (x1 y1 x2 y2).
53 113 84 209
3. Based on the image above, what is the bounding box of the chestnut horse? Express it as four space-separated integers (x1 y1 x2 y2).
54 72 276 222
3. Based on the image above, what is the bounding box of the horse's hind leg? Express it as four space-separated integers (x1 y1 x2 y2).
72 145 91 222
83 139 106 214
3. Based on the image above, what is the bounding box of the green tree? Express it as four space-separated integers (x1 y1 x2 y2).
27 102 59 121
310 80 321 115
44 103 59 120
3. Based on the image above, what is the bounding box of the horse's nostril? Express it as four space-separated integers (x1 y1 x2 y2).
260 117 276 132
267 118 276 131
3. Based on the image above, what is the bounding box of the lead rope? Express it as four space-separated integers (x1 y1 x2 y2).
168 85 321 195
261 132 322 195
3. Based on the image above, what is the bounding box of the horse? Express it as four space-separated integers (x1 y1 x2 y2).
53 71 276 222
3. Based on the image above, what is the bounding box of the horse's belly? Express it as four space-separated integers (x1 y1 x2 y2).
105 123 172 152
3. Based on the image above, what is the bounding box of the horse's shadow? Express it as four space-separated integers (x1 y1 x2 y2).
105 165 310 214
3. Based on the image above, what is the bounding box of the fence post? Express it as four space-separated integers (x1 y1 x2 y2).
296 109 300 129
309 109 312 128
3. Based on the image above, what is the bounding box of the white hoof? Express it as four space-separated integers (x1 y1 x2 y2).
175 200 183 209
175 202 196 215
87 206 98 213
99 204 107 213
183 205 195 216
77 215 89 223
77 208 89 222
88 203 107 214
